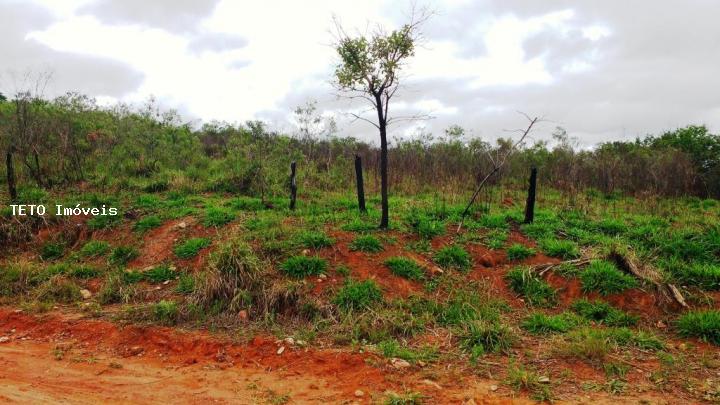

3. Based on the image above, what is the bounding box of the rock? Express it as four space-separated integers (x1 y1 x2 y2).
490 385 498 392
656 320 667 329
276 346 285 355
0 337 9 343
319 274 327 279
390 358 411 369
301 249 310 256
284 337 295 346
538 376 550 383
354 390 364 397
162 280 170 285
80 289 92 299
238 310 249 321
177 221 187 229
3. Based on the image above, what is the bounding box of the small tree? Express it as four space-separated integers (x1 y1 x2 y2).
332 12 428 229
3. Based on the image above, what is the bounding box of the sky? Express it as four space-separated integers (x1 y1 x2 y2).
1 0 719 146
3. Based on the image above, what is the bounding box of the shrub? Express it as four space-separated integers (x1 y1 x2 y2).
153 300 179 325
676 310 720 345
134 215 163 232
349 235 383 252
459 319 516 355
571 299 638 326
506 244 535 261
108 246 139 266
40 242 64 261
203 206 235 227
144 265 178 283
505 267 556 307
298 230 334 249
79 240 110 258
334 279 383 310
580 260 638 295
174 238 210 259
521 312 584 334
280 256 327 278
384 257 425 281
539 238 579 259
434 245 471 271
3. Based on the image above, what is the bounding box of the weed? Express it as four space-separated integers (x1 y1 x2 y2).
174 238 211 259
280 256 327 278
521 312 584 334
349 235 383 252
297 230 334 249
406 211 445 239
97 271 138 304
484 229 509 249
669 262 720 290
40 242 64 261
144 264 178 283
384 257 425 281
377 339 439 363
434 245 471 271
676 310 720 345
506 244 535 261
580 260 638 295
203 206 235 227
459 319 516 355
79 240 110 258
35 275 81 303
134 215 162 232
505 362 553 401
539 238 580 259
69 265 101 279
341 218 377 232
334 279 383 310
108 246 139 266
175 273 195 294
384 391 424 405
505 267 556 307
571 299 638 326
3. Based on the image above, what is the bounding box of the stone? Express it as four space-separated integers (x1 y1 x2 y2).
80 289 92 299
277 346 285 355
0 337 9 343
284 337 295 346
390 358 411 369
354 390 364 397
490 385 498 392
538 376 550 383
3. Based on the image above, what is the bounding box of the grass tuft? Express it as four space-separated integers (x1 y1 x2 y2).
505 267 556 307
384 257 425 281
334 279 383 310
174 238 211 259
434 245 471 271
676 310 720 345
506 244 535 261
280 255 327 278
580 260 638 295
349 235 383 252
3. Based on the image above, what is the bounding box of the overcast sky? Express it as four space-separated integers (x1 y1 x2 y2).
2 0 719 146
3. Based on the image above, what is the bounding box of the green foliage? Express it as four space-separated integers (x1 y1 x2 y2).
175 273 195 294
341 218 376 232
505 362 554 402
174 238 211 259
153 300 179 325
87 214 121 230
79 240 110 258
203 206 235 227
384 257 425 281
108 246 139 266
280 255 327 278
40 242 64 261
406 211 445 239
459 319 517 355
505 267 556 307
334 279 383 310
676 310 720 345
69 265 100 279
580 260 638 295
484 229 509 249
134 215 163 232
144 265 178 283
538 238 580 259
521 312 584 334
297 230 334 249
377 339 438 363
478 214 509 229
349 235 383 252
434 245 471 271
383 391 424 405
35 276 81 303
571 299 638 326
506 244 535 261
667 262 720 290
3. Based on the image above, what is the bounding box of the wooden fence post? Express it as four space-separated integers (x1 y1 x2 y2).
355 155 366 213
524 167 537 224
289 161 297 210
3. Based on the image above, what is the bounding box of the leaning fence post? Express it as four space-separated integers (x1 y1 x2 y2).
354 155 367 213
524 167 537 223
289 161 297 210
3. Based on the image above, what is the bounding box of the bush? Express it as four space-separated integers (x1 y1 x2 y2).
580 260 638 295
571 299 638 326
79 240 110 258
505 267 556 307
459 319 516 355
280 256 327 278
134 215 163 232
434 245 471 271
298 230 334 249
384 257 425 281
203 206 235 227
40 242 64 261
349 235 383 252
334 279 383 310
144 265 178 283
174 238 211 259
539 238 580 259
108 246 139 266
676 310 720 345
521 312 584 334
506 244 535 261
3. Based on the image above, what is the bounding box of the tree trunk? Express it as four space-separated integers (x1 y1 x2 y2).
6 150 17 202
375 96 389 229
524 167 537 224
289 161 297 210
354 154 366 213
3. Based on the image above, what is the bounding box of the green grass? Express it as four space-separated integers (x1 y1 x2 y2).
134 215 163 232
69 265 101 279
521 312 584 334
377 339 439 363
79 240 110 258
580 260 638 295
538 238 580 259
676 310 720 345
384 257 425 281
297 230 334 249
406 212 445 239
459 319 517 355
384 391 424 405
434 245 471 271
505 267 556 307
203 206 235 227
341 218 377 232
143 265 178 283
571 299 638 326
280 256 327 278
40 242 64 261
506 244 535 261
484 229 509 249
174 238 211 259
153 300 179 325
108 246 139 266
334 279 383 310
668 262 720 290
349 235 383 252
175 273 195 294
